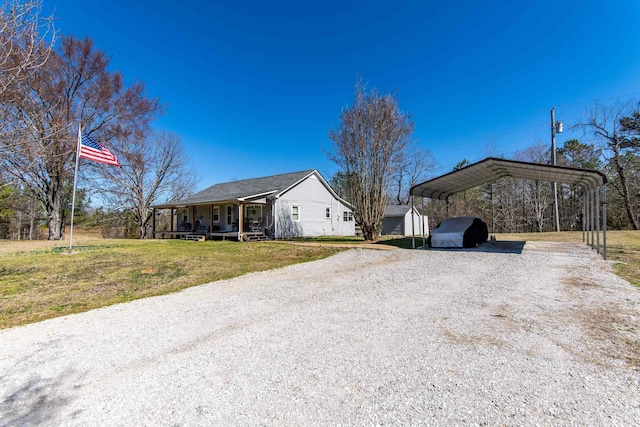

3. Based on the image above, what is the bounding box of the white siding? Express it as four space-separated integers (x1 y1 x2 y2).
403 211 429 236
275 173 355 238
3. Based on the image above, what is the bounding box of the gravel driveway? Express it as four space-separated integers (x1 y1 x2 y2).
1 242 639 426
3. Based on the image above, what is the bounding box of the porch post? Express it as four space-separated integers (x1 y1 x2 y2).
152 208 156 239
271 200 277 239
238 202 244 240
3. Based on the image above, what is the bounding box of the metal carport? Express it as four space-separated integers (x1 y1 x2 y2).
409 157 608 258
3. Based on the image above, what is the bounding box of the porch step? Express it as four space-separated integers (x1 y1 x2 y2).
181 234 205 242
244 233 268 242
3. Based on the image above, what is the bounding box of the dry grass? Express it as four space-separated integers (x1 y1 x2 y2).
572 304 640 369
0 233 343 329
496 230 640 288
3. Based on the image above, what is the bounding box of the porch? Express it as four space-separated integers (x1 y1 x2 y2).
152 201 273 242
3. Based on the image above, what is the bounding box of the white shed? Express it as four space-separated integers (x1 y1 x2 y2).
381 205 428 237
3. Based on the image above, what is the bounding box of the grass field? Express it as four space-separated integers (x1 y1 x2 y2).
0 235 344 329
1 230 637 330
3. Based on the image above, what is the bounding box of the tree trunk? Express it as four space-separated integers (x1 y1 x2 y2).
612 145 639 229
46 180 64 240
361 223 377 241
139 210 151 239
48 210 62 239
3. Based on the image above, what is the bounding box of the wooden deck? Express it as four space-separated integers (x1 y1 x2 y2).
154 231 239 241
181 234 206 242
154 231 268 241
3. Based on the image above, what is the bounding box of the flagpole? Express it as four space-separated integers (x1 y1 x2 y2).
69 125 82 251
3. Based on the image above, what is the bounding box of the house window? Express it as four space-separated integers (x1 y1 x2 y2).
291 205 300 221
325 207 331 219
213 207 220 223
343 211 353 222
227 206 232 224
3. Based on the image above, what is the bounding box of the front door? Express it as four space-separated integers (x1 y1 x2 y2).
225 205 237 231
245 204 263 231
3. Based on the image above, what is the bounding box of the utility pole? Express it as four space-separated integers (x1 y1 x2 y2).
550 107 562 232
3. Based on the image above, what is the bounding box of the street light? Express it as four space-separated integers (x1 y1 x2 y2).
551 107 563 232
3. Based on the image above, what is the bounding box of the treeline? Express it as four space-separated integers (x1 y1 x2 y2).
423 114 639 232
1 2 638 240
327 84 638 237
0 0 195 240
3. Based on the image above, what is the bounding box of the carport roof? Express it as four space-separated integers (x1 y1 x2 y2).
410 157 607 200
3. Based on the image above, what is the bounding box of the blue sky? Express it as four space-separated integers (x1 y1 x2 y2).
45 0 640 190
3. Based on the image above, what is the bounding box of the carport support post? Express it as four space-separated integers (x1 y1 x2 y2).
585 190 591 247
602 186 607 260
596 188 601 255
411 195 416 249
582 192 586 243
585 190 592 246
422 197 426 248
591 188 596 250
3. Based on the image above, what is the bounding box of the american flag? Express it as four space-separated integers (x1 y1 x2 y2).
79 133 120 167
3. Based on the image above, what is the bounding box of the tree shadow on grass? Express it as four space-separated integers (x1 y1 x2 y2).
374 237 416 249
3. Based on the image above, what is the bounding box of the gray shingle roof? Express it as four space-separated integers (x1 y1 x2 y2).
384 204 413 217
162 170 316 206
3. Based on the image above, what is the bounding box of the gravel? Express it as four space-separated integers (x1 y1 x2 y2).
1 242 639 426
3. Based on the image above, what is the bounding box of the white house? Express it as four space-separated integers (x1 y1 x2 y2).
152 170 355 241
381 205 428 237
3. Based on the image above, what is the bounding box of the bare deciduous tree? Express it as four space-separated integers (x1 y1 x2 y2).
0 0 54 100
556 139 602 230
515 143 552 232
0 0 55 178
94 131 198 239
0 35 160 240
576 101 639 229
389 144 435 205
328 82 414 240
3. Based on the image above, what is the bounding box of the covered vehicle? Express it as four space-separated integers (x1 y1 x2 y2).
427 216 488 248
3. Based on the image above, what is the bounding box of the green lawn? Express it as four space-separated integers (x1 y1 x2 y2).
0 239 343 329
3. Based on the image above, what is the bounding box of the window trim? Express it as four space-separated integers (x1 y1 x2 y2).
291 205 300 222
325 207 331 219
